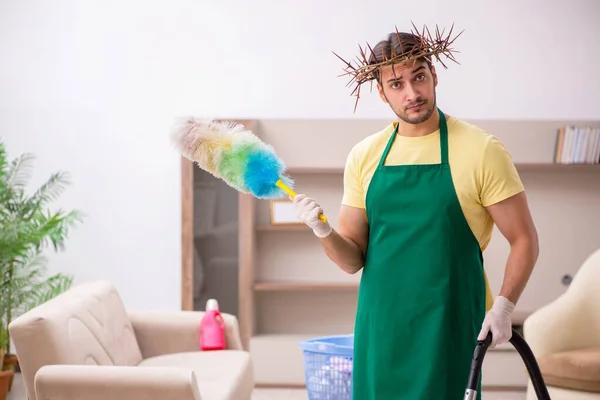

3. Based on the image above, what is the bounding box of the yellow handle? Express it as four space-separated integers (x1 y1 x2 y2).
276 179 328 223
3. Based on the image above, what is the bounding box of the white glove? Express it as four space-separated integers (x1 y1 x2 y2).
477 295 515 349
291 194 332 238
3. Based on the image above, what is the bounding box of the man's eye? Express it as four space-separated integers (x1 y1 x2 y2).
415 74 425 81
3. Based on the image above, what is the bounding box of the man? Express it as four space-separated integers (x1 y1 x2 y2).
292 28 540 399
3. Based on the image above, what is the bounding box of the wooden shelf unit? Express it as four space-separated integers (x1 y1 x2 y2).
254 281 359 291
232 118 600 388
256 224 310 232
238 164 356 350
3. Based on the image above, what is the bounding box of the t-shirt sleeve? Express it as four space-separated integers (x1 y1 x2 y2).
479 135 525 207
341 147 366 209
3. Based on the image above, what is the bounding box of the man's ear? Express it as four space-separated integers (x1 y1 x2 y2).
377 83 388 104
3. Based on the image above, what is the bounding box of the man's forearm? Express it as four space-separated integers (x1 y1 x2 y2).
498 235 539 305
319 230 365 274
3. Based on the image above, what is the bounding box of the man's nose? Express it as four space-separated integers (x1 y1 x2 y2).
404 83 418 102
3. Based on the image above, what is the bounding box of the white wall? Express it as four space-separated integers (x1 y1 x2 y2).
1 0 598 311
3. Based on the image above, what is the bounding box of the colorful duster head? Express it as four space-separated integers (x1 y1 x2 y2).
170 117 294 199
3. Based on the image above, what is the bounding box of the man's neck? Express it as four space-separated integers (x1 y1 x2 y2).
397 110 442 137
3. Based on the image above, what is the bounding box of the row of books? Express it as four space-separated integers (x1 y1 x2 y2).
554 125 600 164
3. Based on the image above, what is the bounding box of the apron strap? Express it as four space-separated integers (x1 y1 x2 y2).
377 108 449 168
378 123 399 168
438 108 449 165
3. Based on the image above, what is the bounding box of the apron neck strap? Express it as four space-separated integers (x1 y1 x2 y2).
379 123 399 168
379 107 449 167
438 108 449 165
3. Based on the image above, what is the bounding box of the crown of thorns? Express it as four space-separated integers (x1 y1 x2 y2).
333 22 464 112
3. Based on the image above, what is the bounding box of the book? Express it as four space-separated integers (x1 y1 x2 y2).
554 125 600 164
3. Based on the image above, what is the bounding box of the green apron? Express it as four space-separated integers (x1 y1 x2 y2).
352 108 486 399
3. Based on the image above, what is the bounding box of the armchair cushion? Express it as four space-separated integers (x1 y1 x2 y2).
127 309 243 358
34 365 201 400
138 350 253 400
538 346 600 393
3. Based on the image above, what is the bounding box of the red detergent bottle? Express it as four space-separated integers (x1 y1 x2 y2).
200 299 226 351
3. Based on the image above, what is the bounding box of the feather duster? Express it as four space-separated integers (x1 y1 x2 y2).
170 117 327 222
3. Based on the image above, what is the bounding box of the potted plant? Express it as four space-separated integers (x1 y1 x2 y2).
0 321 11 400
0 139 83 385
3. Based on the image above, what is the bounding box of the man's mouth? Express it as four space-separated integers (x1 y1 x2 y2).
406 102 424 111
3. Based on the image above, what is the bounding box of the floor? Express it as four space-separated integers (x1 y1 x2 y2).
251 388 526 399
7 372 526 399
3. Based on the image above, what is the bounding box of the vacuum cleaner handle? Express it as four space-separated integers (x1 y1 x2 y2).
463 328 552 400
463 332 493 400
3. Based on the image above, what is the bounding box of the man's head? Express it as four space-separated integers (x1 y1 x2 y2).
370 32 438 124
333 23 461 113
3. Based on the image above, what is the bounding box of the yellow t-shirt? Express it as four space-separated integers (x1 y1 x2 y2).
341 116 525 311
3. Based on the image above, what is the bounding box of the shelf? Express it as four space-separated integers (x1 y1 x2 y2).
283 163 600 175
256 224 309 232
516 163 600 171
254 281 359 291
286 167 343 174
253 281 530 319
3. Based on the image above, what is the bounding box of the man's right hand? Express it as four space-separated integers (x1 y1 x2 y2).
291 194 332 238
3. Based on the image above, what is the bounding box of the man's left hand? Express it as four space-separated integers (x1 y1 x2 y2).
477 296 515 349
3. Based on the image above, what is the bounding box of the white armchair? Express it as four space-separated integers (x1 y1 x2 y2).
9 280 254 400
523 248 600 400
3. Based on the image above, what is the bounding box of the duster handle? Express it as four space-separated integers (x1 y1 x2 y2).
275 180 328 223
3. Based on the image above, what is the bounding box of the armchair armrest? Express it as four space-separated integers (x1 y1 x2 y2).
523 291 597 358
34 365 201 400
127 310 244 358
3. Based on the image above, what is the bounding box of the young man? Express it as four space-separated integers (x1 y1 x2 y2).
292 28 540 399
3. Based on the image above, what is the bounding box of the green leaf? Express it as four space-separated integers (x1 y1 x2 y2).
0 140 83 353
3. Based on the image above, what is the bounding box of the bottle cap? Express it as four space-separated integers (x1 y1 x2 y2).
206 299 219 311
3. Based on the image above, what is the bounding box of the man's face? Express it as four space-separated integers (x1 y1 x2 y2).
376 60 438 124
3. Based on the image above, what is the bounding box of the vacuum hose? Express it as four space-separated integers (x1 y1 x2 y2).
464 328 552 400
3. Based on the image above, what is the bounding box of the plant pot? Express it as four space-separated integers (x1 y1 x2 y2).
1 355 16 391
2 354 17 370
0 369 13 400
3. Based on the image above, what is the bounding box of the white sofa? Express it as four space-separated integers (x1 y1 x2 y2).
524 248 600 399
9 280 254 400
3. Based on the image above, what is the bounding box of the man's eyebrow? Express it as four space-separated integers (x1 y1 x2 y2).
386 65 426 83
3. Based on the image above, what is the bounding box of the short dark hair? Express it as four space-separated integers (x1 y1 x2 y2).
369 32 433 83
